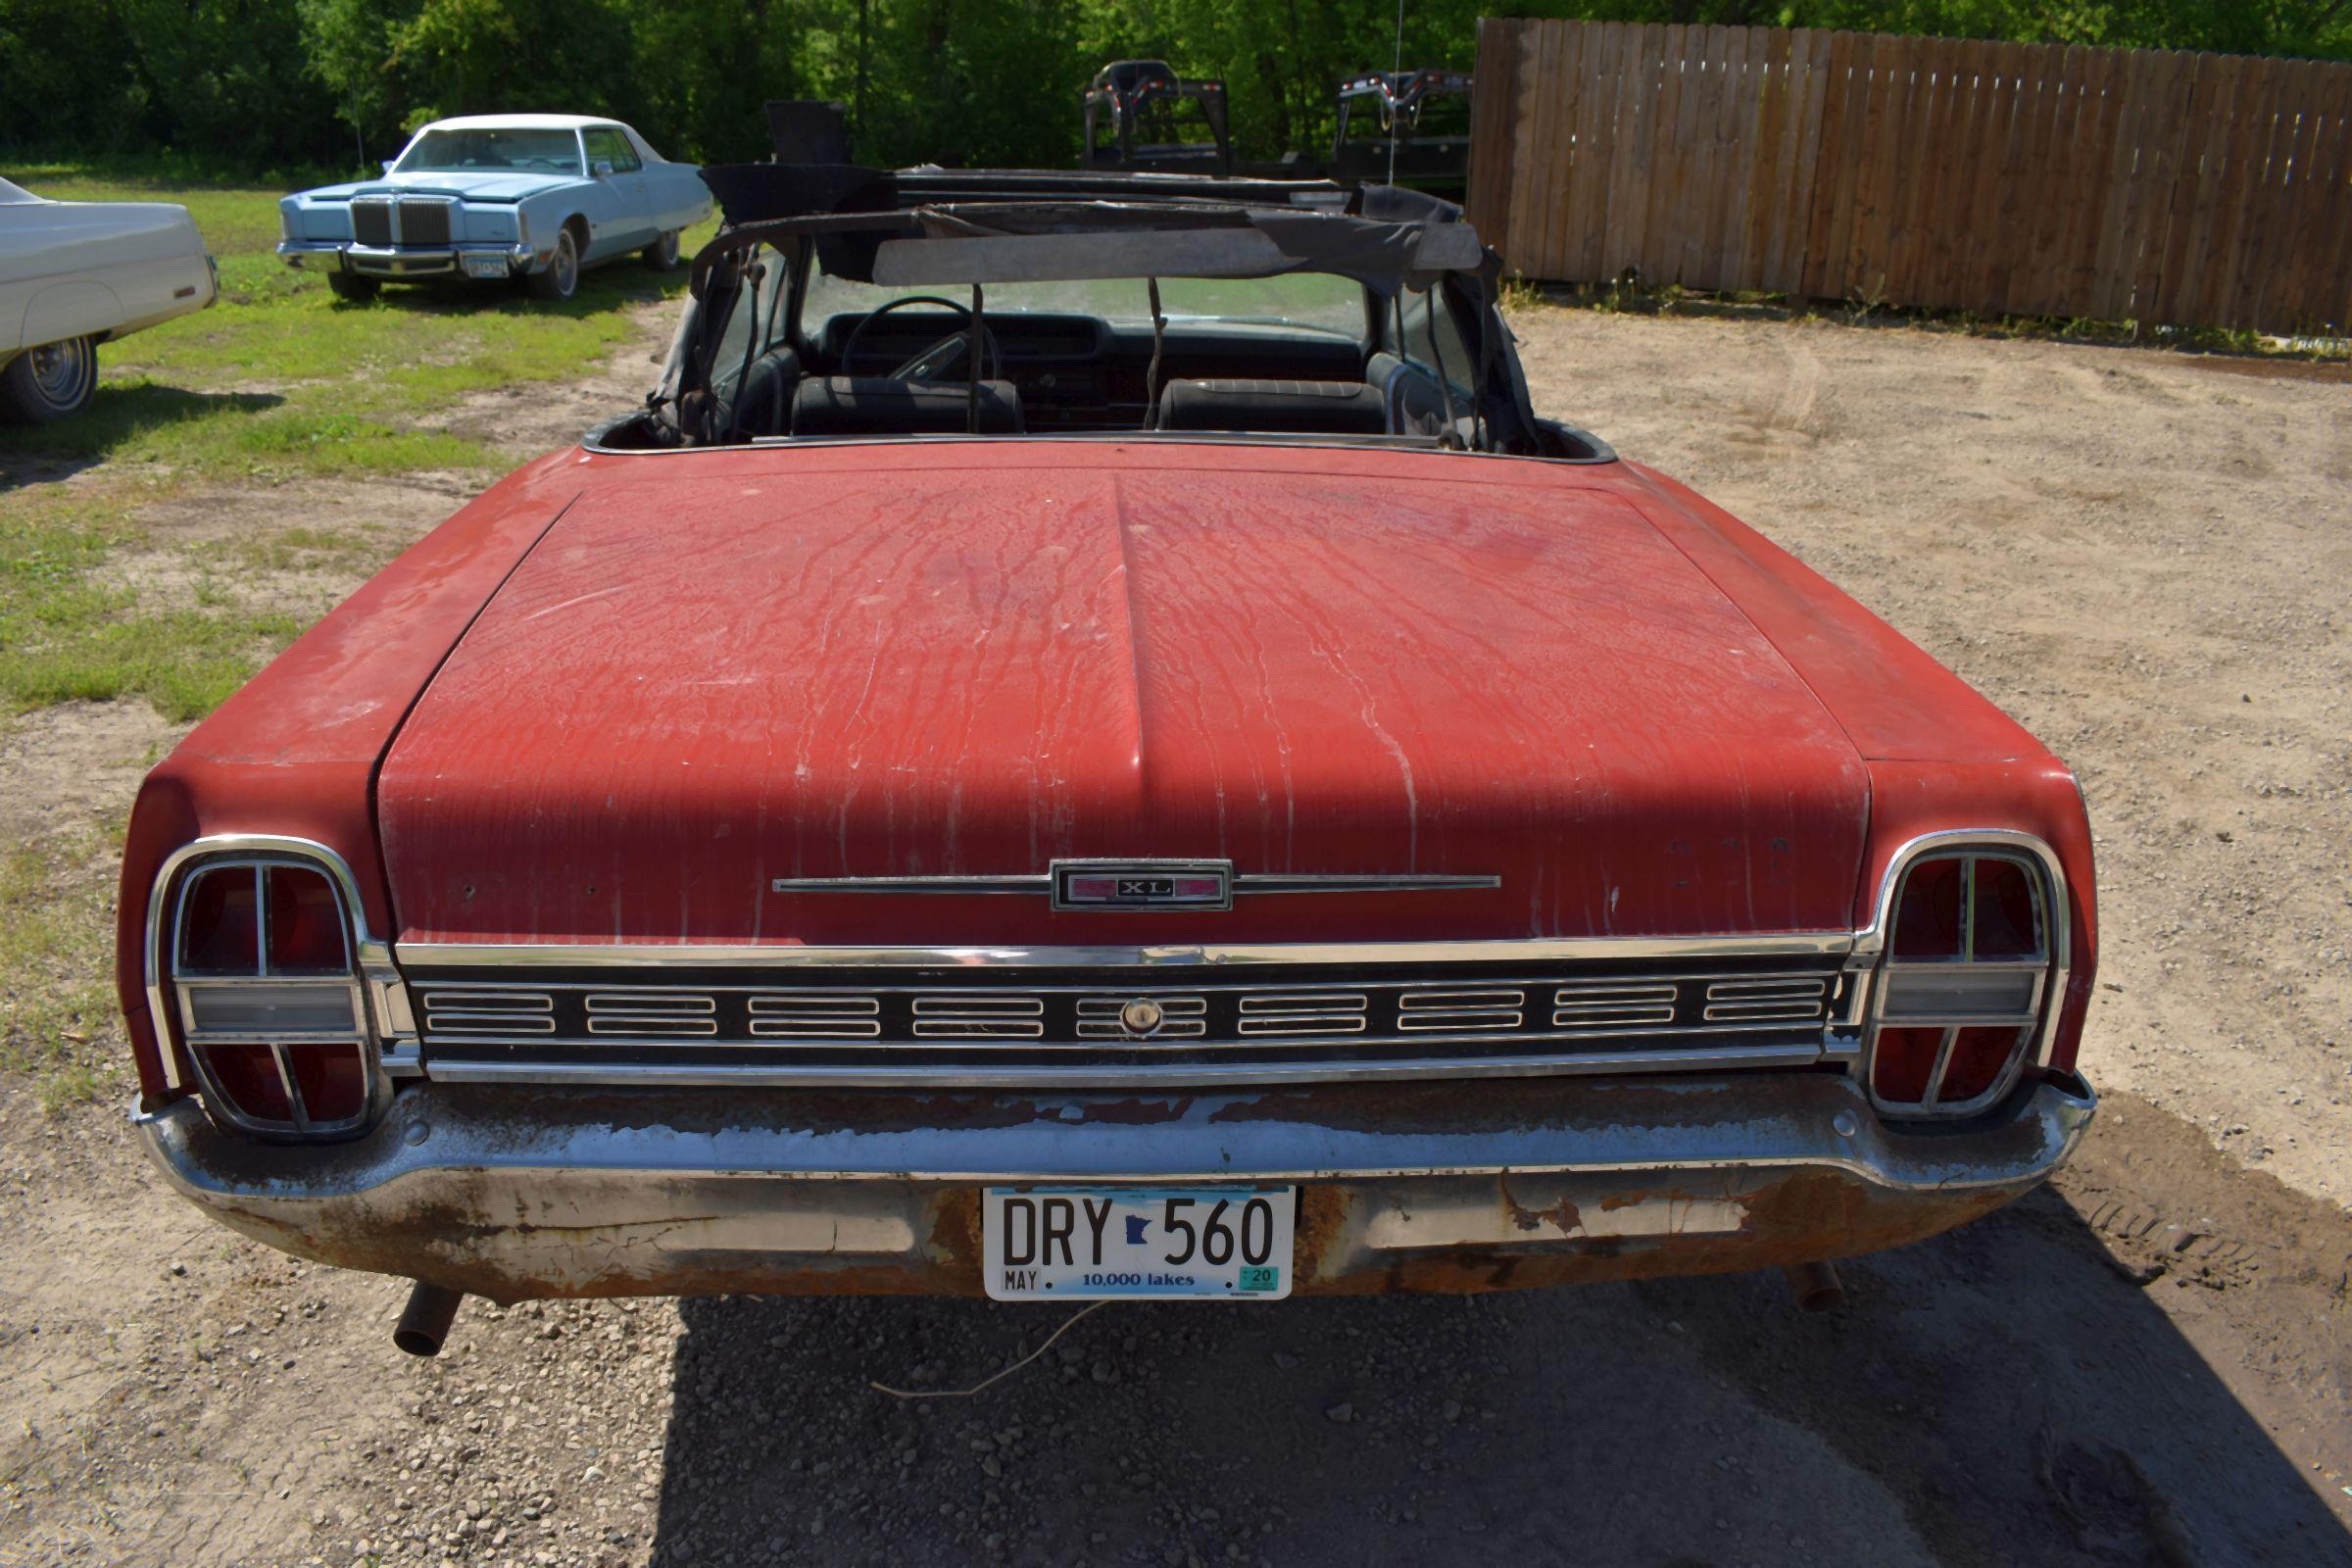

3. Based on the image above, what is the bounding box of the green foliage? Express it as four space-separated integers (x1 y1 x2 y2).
7 1 2345 178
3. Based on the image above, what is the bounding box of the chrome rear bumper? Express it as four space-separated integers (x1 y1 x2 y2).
137 1069 2094 1301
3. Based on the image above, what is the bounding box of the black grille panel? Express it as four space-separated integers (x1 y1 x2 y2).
351 199 392 246
397 199 451 245
411 956 1854 1082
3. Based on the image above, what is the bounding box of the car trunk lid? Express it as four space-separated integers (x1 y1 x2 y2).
376 456 1870 947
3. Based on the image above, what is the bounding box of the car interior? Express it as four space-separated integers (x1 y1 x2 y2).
593 194 1609 463
643 247 1492 450
711 311 1477 444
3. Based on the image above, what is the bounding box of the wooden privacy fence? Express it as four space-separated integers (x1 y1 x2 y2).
1466 20 2352 336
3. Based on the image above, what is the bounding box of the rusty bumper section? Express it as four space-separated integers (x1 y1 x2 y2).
136 1069 2094 1302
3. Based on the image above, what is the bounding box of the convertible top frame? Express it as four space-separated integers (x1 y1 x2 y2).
659 162 1559 457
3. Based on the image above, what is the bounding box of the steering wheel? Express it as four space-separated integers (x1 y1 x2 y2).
838 294 1002 382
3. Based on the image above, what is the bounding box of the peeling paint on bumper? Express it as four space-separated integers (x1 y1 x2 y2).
136 1070 2094 1303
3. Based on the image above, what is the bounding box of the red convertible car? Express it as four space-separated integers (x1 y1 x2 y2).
120 168 2095 1352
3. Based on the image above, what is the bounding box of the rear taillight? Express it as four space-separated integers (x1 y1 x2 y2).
1865 843 2062 1116
168 857 374 1136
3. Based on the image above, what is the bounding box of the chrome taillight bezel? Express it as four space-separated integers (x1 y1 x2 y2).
145 836 416 1139
1856 831 2070 1120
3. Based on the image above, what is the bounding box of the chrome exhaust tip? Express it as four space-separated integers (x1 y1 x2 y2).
393 1281 465 1356
1783 1259 1845 1313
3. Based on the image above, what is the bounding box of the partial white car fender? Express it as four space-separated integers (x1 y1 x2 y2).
18 278 127 350
0 178 216 419
0 183 215 356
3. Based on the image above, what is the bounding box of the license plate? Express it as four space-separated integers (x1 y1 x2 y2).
461 255 509 279
982 1186 1295 1300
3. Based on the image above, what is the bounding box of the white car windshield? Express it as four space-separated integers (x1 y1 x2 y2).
397 129 582 176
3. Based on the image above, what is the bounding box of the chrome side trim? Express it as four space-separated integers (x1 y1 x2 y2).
392 930 1856 969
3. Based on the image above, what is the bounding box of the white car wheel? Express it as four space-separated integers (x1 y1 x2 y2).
643 229 680 270
0 336 99 423
528 227 580 301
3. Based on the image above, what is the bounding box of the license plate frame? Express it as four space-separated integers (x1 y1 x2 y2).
461 254 511 280
981 1185 1296 1301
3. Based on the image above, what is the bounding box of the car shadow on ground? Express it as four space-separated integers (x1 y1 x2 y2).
640 1191 2351 1567
0 386 283 481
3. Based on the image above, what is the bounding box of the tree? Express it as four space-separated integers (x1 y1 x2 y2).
298 0 410 169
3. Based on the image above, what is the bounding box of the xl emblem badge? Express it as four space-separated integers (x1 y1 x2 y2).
1051 859 1233 912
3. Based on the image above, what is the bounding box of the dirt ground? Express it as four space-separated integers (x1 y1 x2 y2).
1 301 2347 1567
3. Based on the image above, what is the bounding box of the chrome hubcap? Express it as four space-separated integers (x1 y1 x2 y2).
26 340 92 406
557 240 577 290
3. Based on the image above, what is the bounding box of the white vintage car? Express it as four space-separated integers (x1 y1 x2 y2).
275 115 713 302
0 176 219 423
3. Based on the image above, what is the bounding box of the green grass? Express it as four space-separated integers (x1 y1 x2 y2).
0 166 717 480
0 829 123 1113
0 165 718 724
0 489 307 721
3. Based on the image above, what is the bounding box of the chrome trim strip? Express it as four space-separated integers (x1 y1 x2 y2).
576 426 1620 468
768 869 1501 900
416 1040 1831 1089
774 875 1051 896
1700 1003 1826 1023
397 967 1840 994
1231 874 1502 896
392 931 1856 969
415 1021 1838 1054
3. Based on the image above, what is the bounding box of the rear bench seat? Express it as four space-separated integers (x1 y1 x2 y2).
1157 378 1389 435
791 376 1026 436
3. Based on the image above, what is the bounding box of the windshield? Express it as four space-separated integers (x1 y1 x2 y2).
397 129 582 176
804 264 1367 340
